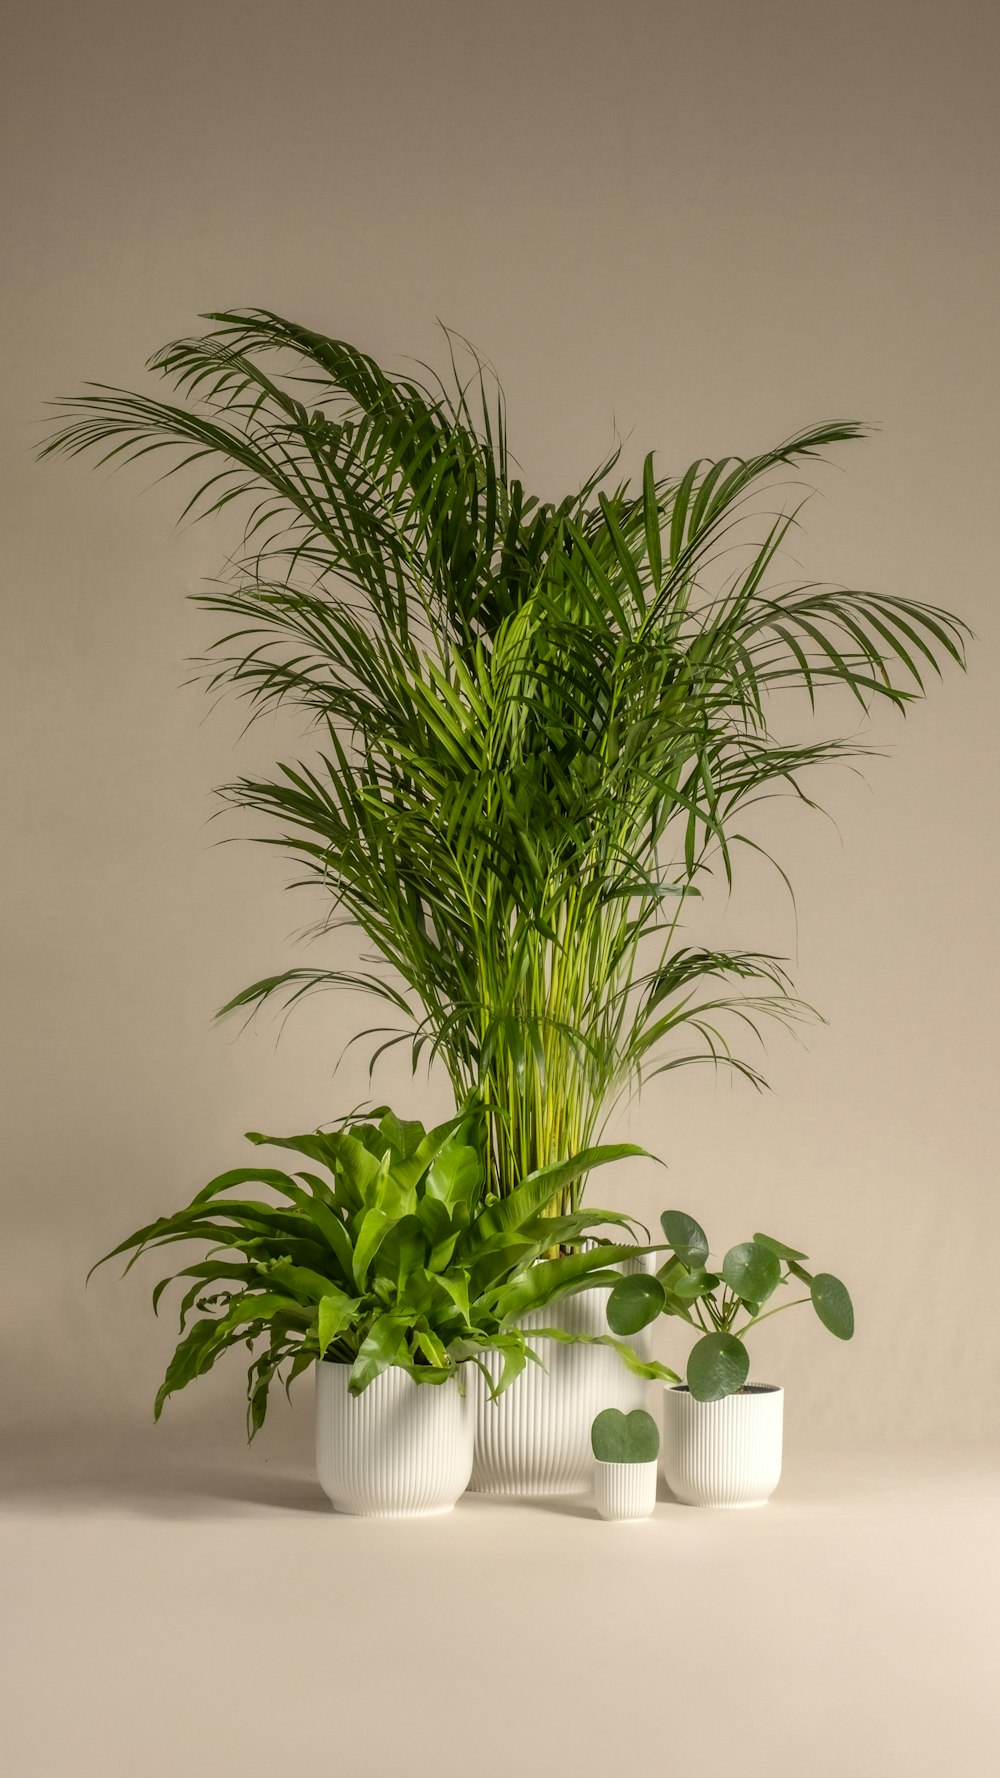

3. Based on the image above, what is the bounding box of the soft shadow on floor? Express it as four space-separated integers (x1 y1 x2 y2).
0 1436 615 1523
0 1444 682 1523
460 1477 692 1519
462 1490 598 1520
9 1437 965 1523
0 1441 331 1520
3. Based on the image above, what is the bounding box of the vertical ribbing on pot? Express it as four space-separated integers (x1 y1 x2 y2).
315 1363 475 1517
593 1459 658 1520
662 1384 784 1508
471 1256 655 1496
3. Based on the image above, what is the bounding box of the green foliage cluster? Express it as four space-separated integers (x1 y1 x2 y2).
607 1212 854 1401
42 313 967 1212
95 1108 671 1432
591 1407 660 1464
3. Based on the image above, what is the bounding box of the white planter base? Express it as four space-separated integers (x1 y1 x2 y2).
315 1363 475 1517
594 1459 658 1521
471 1265 654 1496
661 1382 784 1508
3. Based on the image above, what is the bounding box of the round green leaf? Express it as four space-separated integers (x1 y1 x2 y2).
753 1231 809 1263
686 1332 750 1402
607 1272 665 1336
591 1406 660 1463
670 1268 719 1303
721 1240 781 1305
660 1210 709 1269
811 1273 854 1340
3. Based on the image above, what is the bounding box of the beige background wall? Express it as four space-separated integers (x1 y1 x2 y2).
2 0 998 1467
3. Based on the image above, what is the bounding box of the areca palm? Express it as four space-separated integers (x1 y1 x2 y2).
43 310 967 1207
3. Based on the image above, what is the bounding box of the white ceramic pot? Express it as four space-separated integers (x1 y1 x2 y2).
662 1382 784 1508
593 1459 658 1521
315 1362 475 1517
470 1257 654 1496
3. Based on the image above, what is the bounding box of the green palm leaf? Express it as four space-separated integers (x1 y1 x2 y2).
44 315 968 1208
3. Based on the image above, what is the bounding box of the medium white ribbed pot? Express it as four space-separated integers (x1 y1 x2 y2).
593 1459 658 1521
315 1362 475 1517
470 1259 654 1497
662 1383 784 1508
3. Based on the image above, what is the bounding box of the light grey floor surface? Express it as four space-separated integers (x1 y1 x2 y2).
2 1435 997 1777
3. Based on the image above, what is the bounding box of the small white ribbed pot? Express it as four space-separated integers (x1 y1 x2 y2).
315 1362 475 1517
662 1383 784 1508
594 1459 658 1521
470 1257 655 1497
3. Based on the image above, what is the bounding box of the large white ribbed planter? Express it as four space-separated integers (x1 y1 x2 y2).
315 1363 474 1517
470 1261 654 1496
662 1383 784 1508
593 1459 658 1521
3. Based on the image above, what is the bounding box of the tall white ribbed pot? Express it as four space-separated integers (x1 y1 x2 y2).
470 1259 654 1496
315 1362 475 1517
662 1383 783 1508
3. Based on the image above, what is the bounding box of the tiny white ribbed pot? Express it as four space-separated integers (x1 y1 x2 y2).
315 1363 474 1517
662 1383 784 1508
594 1459 658 1521
470 1256 654 1497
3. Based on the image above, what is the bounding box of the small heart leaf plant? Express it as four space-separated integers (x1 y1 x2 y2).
591 1407 660 1464
607 1212 854 1402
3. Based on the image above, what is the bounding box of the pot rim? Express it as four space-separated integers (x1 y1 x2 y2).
664 1381 783 1397
592 1457 660 1470
317 1359 464 1385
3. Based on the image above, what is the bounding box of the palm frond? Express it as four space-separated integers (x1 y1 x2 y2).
43 314 969 1205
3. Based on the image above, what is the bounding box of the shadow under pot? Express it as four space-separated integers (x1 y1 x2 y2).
661 1383 783 1508
315 1362 475 1517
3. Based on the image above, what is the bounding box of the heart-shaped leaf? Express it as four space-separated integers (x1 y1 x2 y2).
811 1273 854 1340
686 1332 750 1401
607 1272 665 1335
660 1210 709 1269
721 1240 781 1305
591 1407 660 1463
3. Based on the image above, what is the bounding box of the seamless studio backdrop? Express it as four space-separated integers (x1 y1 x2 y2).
2 0 998 1477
